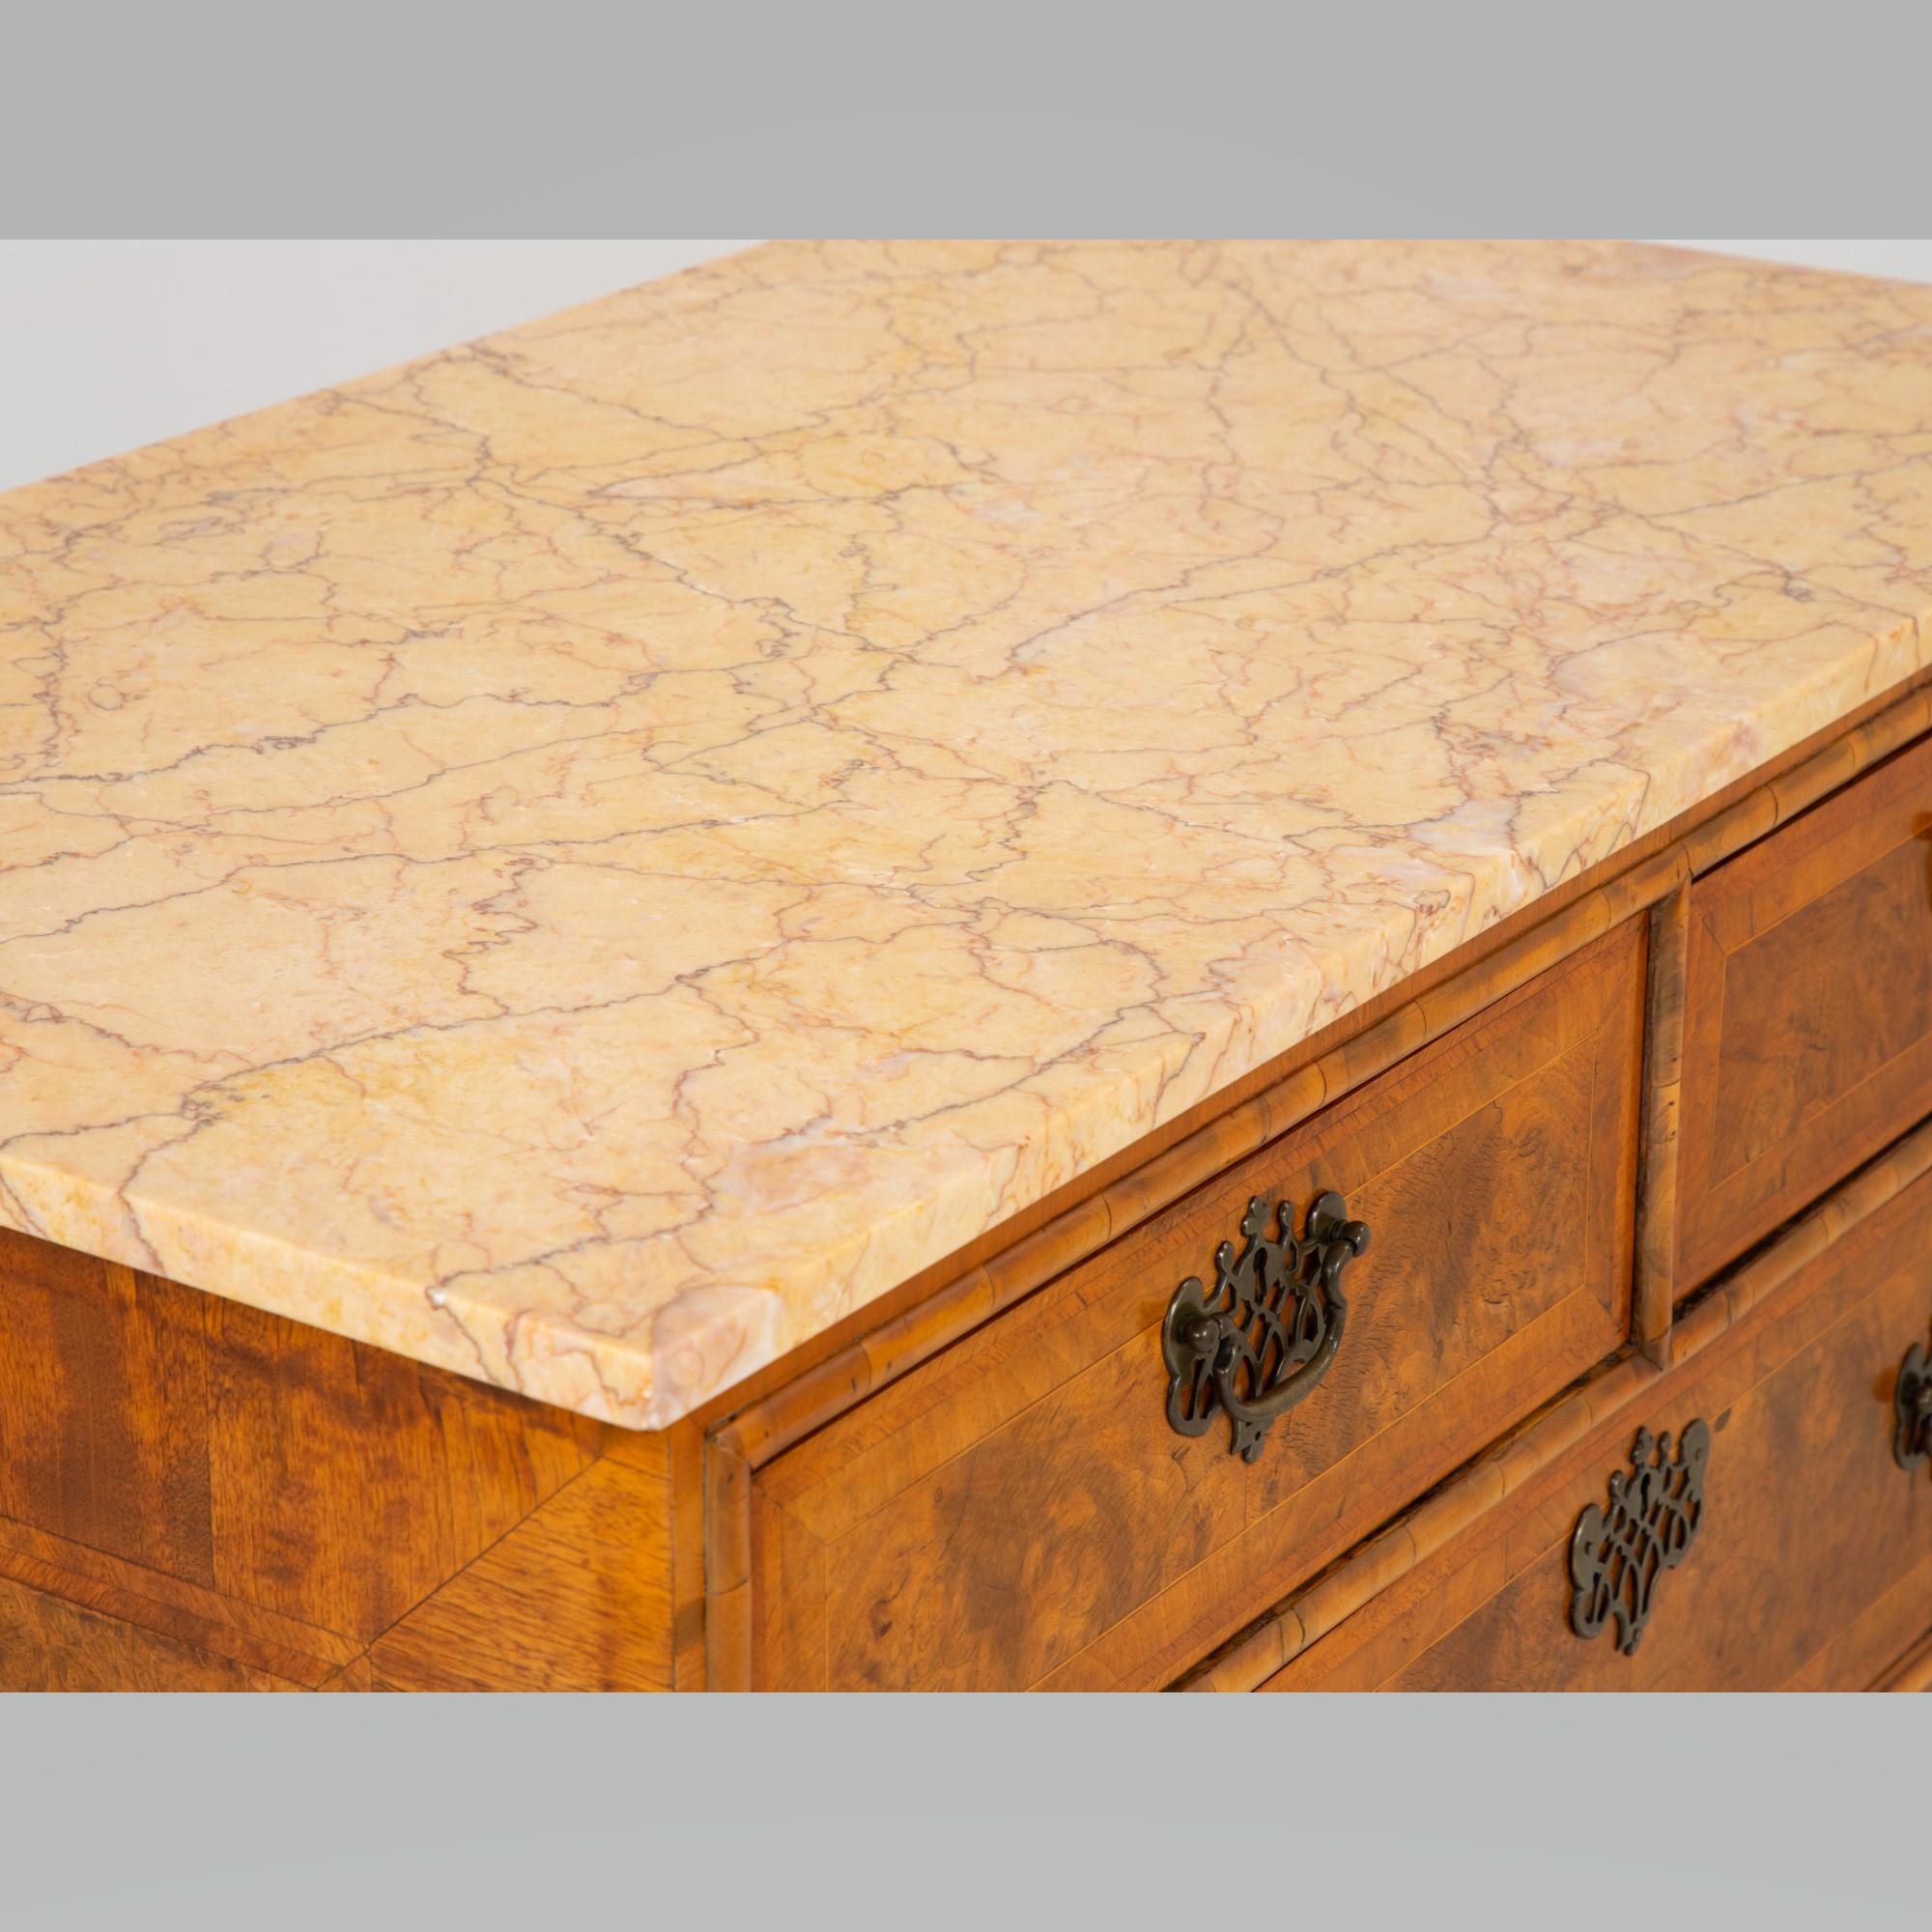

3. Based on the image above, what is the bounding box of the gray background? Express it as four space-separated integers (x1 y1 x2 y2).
5 3 1932 242
4 1693 1928 1926
5 240 1932 496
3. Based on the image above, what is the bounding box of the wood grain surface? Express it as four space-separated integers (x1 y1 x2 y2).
1262 1161 1932 1690
1677 734 1932 1294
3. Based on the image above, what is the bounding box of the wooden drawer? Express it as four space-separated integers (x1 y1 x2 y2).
739 922 1644 1690
1677 732 1932 1293
1264 1151 1932 1691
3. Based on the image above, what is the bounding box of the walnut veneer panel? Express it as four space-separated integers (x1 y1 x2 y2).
1677 734 1932 1293
744 923 1643 1690
368 1435 677 1691
0 1227 607 1645
1264 1162 1932 1690
0 1569 305 1691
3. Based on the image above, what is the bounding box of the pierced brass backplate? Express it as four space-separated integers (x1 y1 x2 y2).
1569 1419 1711 1657
1160 1190 1369 1464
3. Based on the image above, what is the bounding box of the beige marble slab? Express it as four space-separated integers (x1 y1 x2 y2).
5 241 1932 1427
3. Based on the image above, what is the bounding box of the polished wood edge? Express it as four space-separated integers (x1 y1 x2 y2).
1874 1625 1932 1692
1180 1109 1932 1691
702 1425 753 1691
1634 881 1689 1369
668 1419 708 1691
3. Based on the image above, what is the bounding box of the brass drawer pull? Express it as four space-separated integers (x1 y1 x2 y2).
1569 1419 1711 1656
1161 1190 1369 1463
1895 1326 1932 1473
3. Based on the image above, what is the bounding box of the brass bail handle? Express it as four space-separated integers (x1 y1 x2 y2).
1161 1189 1370 1464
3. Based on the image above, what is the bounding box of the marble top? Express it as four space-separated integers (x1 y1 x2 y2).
5 241 1932 1429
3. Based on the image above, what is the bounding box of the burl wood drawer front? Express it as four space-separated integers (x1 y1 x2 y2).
1264 1157 1932 1691
744 922 1644 1690
1677 732 1932 1294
